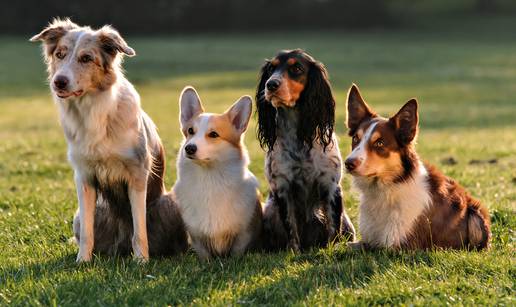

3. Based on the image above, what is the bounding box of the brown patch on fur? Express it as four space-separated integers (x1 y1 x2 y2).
405 163 491 250
208 114 242 149
346 84 376 136
285 76 305 106
264 51 310 108
30 18 79 60
35 22 134 96
287 58 297 65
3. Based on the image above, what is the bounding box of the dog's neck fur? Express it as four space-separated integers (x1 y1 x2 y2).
174 145 258 237
354 159 432 248
180 151 249 181
55 73 143 178
275 107 302 149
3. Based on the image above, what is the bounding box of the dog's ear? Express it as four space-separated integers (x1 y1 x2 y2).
226 96 252 134
256 59 277 151
179 86 204 129
346 84 375 136
389 99 419 146
297 60 335 150
30 18 78 58
97 26 135 58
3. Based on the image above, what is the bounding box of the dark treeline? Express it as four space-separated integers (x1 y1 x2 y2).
1 0 515 35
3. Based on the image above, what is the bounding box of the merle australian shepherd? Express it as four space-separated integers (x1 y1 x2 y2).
256 49 355 252
344 84 491 250
31 19 187 262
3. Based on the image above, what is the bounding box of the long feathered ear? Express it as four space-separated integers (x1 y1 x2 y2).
29 18 79 60
297 60 335 150
255 60 277 151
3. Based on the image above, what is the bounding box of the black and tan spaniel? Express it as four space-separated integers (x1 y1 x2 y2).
256 49 355 252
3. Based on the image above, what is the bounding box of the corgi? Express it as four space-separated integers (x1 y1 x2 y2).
344 84 491 250
173 87 262 259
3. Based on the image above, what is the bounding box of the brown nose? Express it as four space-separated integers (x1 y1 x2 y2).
345 158 361 172
54 76 69 90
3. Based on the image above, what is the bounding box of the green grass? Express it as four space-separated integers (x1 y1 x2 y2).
1 16 515 306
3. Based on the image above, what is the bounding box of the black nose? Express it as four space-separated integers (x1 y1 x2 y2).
266 79 281 91
54 76 69 90
345 158 361 172
184 144 197 155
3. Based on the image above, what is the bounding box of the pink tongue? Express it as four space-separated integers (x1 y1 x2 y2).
73 90 84 97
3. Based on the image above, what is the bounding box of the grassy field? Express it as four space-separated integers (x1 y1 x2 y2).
0 16 515 305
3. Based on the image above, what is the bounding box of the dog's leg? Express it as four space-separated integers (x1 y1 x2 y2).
320 185 337 243
329 187 342 241
75 176 96 263
276 191 301 252
128 175 149 262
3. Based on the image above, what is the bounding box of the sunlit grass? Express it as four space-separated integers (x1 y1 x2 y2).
0 17 515 305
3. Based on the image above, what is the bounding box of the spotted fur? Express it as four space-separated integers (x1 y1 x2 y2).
31 18 187 262
256 50 355 251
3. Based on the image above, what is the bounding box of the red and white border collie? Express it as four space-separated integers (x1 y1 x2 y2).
344 84 491 250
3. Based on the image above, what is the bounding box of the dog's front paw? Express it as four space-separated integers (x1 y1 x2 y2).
132 235 149 263
76 252 92 263
133 255 149 264
132 246 149 263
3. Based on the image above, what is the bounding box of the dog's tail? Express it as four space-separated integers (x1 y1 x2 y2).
466 200 491 250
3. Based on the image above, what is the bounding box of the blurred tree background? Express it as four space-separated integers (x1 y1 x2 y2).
2 0 516 35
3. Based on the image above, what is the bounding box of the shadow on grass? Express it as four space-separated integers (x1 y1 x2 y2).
1 208 513 305
1 248 434 305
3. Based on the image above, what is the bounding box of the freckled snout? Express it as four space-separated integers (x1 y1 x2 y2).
345 157 361 172
53 75 69 90
266 78 281 92
184 144 197 156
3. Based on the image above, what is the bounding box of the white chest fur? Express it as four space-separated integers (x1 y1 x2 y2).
174 160 258 238
355 164 432 248
57 82 141 178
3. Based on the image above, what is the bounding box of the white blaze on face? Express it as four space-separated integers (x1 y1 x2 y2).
52 31 88 93
346 122 378 173
183 114 241 164
185 114 211 160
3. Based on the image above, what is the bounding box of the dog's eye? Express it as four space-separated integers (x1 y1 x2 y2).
208 131 219 138
352 135 360 144
79 55 92 63
55 51 65 59
188 127 195 135
374 139 384 148
290 65 303 75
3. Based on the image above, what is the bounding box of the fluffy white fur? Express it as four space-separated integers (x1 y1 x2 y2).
173 87 261 259
31 20 158 262
174 152 259 257
353 161 432 248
